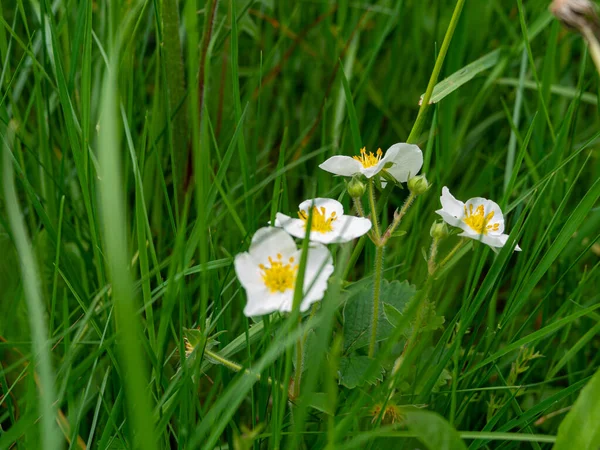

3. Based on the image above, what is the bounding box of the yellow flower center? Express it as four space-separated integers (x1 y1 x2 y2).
259 254 298 293
298 206 337 233
352 147 383 168
463 204 500 235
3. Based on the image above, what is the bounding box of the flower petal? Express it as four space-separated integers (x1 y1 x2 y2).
243 288 293 316
298 198 344 218
275 213 307 240
435 209 464 228
361 162 386 178
249 227 297 264
234 252 263 290
319 156 364 177
329 216 372 242
300 244 334 311
458 231 521 252
440 186 464 217
381 143 423 183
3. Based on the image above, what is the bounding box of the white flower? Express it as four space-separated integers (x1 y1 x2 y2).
234 227 334 316
435 187 521 251
318 143 423 182
274 198 371 244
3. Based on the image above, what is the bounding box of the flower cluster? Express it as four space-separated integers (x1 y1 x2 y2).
234 142 520 317
235 198 373 316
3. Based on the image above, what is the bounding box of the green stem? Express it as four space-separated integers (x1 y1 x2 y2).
353 196 365 217
293 328 303 398
437 238 468 271
204 348 243 372
204 348 284 389
407 0 466 144
428 237 441 275
582 26 600 75
368 245 385 358
381 192 416 246
367 179 381 240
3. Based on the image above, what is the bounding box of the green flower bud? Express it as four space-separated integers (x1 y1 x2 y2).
347 176 367 198
407 174 430 195
430 221 449 240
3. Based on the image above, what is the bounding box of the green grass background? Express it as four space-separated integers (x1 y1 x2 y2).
1 0 600 448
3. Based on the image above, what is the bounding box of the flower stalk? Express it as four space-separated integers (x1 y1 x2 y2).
381 192 416 246
203 348 284 389
293 319 304 398
353 197 365 217
368 244 385 357
367 179 381 239
366 180 421 358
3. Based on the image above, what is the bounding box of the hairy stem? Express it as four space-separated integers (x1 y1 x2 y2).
428 237 441 275
368 245 385 358
381 192 417 245
367 179 381 240
293 328 304 398
203 348 283 389
353 196 365 217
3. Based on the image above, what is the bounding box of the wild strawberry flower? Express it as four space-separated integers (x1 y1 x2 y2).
435 187 521 251
275 198 371 244
318 143 423 182
234 227 334 316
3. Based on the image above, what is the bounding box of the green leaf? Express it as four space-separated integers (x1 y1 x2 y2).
383 303 404 329
338 355 384 389
553 367 600 450
419 49 502 104
343 280 416 351
307 393 335 416
403 409 468 450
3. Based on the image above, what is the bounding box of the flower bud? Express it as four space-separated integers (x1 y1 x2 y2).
407 174 430 195
347 176 367 198
430 221 449 240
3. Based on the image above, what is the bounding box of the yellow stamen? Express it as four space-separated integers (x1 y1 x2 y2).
463 204 500 235
184 337 194 358
260 254 298 293
298 206 337 233
352 147 383 168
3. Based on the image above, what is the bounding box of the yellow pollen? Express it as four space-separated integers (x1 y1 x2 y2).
260 254 298 293
352 147 383 168
184 337 194 358
463 204 500 235
298 206 337 233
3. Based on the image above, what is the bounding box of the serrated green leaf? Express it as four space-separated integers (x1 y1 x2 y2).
338 355 384 389
382 279 417 312
383 303 404 329
553 367 600 450
343 280 416 351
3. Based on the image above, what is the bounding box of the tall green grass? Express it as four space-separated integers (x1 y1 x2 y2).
1 0 600 449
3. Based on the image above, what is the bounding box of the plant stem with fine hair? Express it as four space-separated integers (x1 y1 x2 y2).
368 244 385 358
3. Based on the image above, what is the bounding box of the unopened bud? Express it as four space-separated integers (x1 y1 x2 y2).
347 176 367 198
407 174 430 195
430 221 449 240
